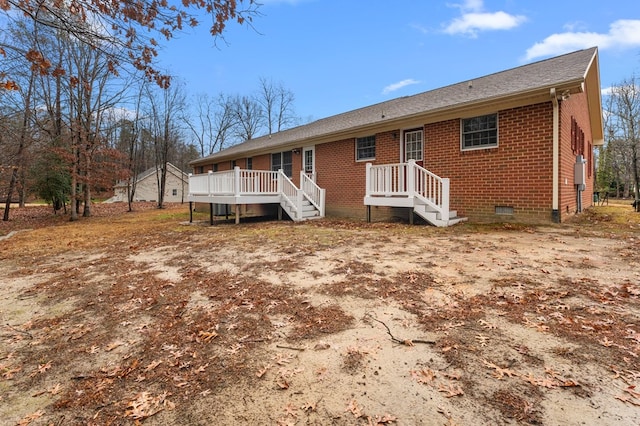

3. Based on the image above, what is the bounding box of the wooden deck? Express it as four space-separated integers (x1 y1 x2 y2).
188 168 325 223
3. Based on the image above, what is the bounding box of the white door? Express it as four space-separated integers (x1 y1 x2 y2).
303 146 316 182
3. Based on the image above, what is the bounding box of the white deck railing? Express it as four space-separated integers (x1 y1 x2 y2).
189 168 280 197
365 159 450 220
280 173 303 220
300 171 326 217
188 167 325 221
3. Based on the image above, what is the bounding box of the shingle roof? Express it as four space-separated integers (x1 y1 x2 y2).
191 47 598 165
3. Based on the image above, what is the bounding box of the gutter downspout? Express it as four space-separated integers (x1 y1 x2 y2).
550 88 560 223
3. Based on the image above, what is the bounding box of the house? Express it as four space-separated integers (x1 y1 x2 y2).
188 47 603 226
113 163 189 203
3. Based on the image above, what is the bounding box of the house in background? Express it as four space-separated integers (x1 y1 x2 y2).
188 47 603 226
113 163 189 203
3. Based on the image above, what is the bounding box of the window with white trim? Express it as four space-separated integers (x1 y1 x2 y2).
404 129 423 161
462 113 498 150
356 135 375 161
271 151 293 177
304 149 313 174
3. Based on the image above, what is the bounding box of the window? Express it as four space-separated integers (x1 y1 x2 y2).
213 163 218 172
197 166 204 174
462 113 498 150
172 189 177 196
246 157 253 170
271 151 293 177
231 160 237 168
304 149 313 174
404 129 423 161
356 135 376 161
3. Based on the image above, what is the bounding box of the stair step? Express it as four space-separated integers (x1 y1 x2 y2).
413 206 466 227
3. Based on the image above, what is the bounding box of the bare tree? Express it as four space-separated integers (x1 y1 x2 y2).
185 93 236 156
1 18 39 221
64 35 125 219
232 94 264 141
1 0 260 89
606 77 640 211
256 76 298 134
145 81 186 208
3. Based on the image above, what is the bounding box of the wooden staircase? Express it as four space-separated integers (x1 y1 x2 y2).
279 172 325 222
364 159 466 227
413 203 466 227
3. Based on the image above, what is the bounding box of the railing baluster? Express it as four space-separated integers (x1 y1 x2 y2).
365 162 448 218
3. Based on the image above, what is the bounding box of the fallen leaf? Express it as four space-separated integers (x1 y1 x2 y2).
346 398 363 418
198 330 219 343
478 319 497 330
314 342 330 350
256 364 271 378
124 391 174 420
273 353 295 365
410 368 436 385
369 413 398 424
105 341 123 352
276 377 289 389
482 360 518 380
17 410 44 426
438 382 464 397
283 402 298 418
48 383 62 395
145 360 163 371
475 334 489 346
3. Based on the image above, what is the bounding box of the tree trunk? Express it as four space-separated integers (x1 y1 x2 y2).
632 142 640 212
70 143 79 221
3 71 35 221
83 151 92 217
18 166 26 207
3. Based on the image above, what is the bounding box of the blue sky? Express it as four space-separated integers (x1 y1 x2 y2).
159 0 640 123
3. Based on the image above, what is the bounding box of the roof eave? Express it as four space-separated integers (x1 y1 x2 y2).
189 79 590 167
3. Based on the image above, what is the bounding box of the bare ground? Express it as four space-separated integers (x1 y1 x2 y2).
0 203 639 425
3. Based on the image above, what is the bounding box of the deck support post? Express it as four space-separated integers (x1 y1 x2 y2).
409 209 414 225
235 204 240 224
366 205 371 223
278 205 282 221
209 203 213 225
189 202 193 223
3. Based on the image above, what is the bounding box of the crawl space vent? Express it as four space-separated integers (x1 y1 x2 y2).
495 206 514 215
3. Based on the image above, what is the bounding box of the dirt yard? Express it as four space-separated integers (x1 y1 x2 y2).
1 203 639 425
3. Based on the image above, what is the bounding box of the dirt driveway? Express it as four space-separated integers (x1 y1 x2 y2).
1 204 639 425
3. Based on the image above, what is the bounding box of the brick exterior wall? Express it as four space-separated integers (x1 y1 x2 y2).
315 132 400 218
194 100 596 224
424 104 555 223
558 92 594 221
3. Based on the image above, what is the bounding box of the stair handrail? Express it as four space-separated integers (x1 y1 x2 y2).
300 171 325 217
279 170 303 220
409 160 450 222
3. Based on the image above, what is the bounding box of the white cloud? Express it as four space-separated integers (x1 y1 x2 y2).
601 87 613 96
443 0 526 37
382 79 420 95
525 19 640 60
445 12 526 37
457 0 483 12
